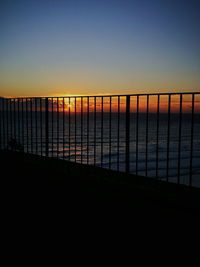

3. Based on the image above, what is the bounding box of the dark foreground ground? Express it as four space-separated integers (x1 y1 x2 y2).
1 151 200 219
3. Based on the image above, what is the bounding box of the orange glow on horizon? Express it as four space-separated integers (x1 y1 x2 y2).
46 94 200 113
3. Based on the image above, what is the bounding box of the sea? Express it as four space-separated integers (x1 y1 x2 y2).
1 111 200 187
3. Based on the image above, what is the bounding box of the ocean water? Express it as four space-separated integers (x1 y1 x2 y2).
1 111 200 187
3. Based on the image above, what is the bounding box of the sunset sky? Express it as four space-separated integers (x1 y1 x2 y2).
0 0 200 97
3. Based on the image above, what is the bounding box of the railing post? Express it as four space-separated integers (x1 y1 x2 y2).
126 96 130 173
189 93 195 186
45 98 49 157
0 98 2 150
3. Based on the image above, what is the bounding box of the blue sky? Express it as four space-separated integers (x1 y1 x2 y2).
0 0 199 96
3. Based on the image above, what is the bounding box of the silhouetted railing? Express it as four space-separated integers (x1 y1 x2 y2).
0 93 199 187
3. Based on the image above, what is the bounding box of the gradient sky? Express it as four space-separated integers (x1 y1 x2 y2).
0 0 200 97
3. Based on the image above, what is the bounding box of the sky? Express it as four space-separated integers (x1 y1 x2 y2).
0 0 200 97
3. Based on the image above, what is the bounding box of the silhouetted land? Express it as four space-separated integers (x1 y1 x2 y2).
1 151 200 218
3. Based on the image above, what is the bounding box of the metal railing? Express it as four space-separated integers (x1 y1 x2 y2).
0 92 199 187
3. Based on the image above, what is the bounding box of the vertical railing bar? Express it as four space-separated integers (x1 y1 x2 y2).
57 98 59 159
6 99 9 147
0 99 3 150
6 99 11 150
136 95 139 175
45 97 49 157
30 98 33 153
18 98 20 148
10 99 13 142
156 95 160 178
81 97 83 164
87 97 89 165
35 98 38 154
69 97 71 160
101 96 104 168
125 95 130 173
2 98 5 149
40 98 42 156
26 99 29 153
189 94 195 186
4 99 7 149
94 97 96 166
52 98 54 157
6 99 9 149
75 97 77 162
117 96 120 171
1 99 3 150
0 99 1 150
21 98 24 151
63 97 65 160
177 94 183 184
2 98 6 149
6 99 10 150
166 94 171 181
3 98 5 149
1 99 3 149
145 95 149 176
2 98 6 150
14 99 16 144
109 96 112 169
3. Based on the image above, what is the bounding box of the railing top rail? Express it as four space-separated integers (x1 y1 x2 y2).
3 91 200 100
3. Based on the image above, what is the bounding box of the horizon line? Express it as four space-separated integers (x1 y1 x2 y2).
3 91 200 99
